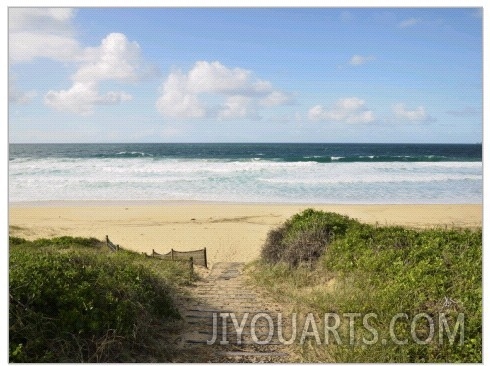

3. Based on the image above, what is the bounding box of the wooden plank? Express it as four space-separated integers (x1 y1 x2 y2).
185 320 281 328
185 308 276 313
180 294 256 299
220 351 288 357
185 339 283 346
184 311 280 318
196 330 286 337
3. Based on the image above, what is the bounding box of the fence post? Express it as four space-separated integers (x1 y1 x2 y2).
106 235 109 244
189 256 194 279
116 244 120 251
171 249 174 261
152 249 155 257
203 247 208 268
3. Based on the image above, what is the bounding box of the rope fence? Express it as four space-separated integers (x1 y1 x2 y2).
105 235 208 277
152 248 207 268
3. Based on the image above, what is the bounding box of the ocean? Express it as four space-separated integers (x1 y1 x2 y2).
8 143 482 204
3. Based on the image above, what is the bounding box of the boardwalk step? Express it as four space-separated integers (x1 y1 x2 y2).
185 320 281 328
185 307 280 313
181 294 257 299
196 330 283 336
220 351 288 357
185 339 282 346
184 311 280 318
174 262 290 362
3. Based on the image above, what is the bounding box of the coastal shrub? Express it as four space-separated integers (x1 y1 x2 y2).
252 213 482 362
261 225 287 264
32 236 103 249
10 236 103 250
281 223 331 267
9 236 185 362
261 209 360 267
9 236 29 246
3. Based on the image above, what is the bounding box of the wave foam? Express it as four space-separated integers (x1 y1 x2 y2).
9 157 482 203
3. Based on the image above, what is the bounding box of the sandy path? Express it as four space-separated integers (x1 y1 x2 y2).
172 262 295 362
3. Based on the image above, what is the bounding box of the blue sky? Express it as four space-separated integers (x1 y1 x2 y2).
8 6 483 143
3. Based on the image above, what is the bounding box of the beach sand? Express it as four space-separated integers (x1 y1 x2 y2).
9 202 482 266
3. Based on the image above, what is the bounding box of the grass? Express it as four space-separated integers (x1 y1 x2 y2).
9 236 195 362
250 209 482 362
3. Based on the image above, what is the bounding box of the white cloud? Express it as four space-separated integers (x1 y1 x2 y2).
9 8 75 33
259 91 293 107
349 55 375 66
398 18 421 28
307 105 325 121
9 9 153 115
155 71 206 119
9 32 81 63
45 82 132 115
44 33 144 115
9 8 80 63
187 61 266 94
74 33 142 83
308 98 375 124
156 61 290 120
392 103 434 123
218 95 257 120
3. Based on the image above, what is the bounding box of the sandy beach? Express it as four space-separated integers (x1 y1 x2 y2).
9 202 482 266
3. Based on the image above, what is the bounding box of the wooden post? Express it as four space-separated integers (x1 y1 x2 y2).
171 249 174 261
106 235 109 244
116 244 120 251
203 247 208 268
152 249 155 257
189 256 194 279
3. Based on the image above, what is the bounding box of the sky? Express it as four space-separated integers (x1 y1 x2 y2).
7 5 484 143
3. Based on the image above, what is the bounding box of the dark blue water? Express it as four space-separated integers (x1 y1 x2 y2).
9 143 482 163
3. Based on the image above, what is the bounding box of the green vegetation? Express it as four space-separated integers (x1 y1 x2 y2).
251 209 482 362
261 209 360 267
9 236 193 362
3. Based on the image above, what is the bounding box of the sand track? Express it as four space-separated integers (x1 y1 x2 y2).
172 262 295 362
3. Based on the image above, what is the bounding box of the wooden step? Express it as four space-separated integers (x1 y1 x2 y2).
220 351 288 358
